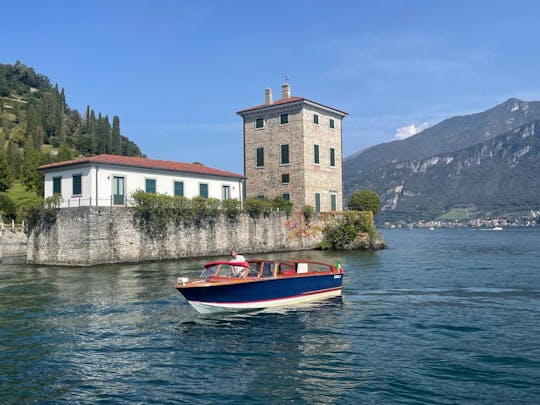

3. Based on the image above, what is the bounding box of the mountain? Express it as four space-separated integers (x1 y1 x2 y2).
343 99 540 221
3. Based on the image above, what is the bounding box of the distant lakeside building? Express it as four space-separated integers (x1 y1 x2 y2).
237 83 347 212
40 154 244 207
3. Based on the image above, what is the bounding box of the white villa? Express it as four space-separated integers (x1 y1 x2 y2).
40 154 245 208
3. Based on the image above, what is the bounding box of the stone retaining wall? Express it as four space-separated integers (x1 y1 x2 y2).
0 229 27 264
27 207 327 266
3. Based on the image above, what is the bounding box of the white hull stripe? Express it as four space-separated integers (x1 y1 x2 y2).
188 287 342 314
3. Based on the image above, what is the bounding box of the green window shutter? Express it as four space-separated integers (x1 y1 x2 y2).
330 119 335 129
174 181 184 196
53 177 62 194
72 175 82 195
145 179 156 193
331 194 337 211
330 148 335 167
281 144 289 164
199 183 208 198
314 144 320 164
315 193 321 212
280 114 288 124
313 114 319 124
256 147 264 167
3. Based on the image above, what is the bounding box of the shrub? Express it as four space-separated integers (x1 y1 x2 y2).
348 189 381 214
221 198 241 220
319 211 376 249
302 205 315 221
270 196 293 214
244 197 271 218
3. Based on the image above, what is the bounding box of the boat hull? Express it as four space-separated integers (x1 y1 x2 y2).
177 273 343 314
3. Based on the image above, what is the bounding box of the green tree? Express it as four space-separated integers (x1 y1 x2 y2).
0 148 12 191
111 115 121 154
348 189 381 214
57 142 73 162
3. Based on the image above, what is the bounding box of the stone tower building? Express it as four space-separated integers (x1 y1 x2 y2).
237 83 348 212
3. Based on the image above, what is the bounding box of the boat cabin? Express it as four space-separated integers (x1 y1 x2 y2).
201 260 339 279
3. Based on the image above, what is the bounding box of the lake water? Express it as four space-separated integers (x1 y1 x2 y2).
1 228 539 404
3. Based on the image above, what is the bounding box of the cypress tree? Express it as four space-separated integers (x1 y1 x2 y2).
111 116 121 155
0 147 12 191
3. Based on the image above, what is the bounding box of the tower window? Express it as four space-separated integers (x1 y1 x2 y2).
281 144 290 164
280 114 289 125
256 147 265 167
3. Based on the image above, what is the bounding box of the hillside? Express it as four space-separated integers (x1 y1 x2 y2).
343 99 540 221
0 61 142 197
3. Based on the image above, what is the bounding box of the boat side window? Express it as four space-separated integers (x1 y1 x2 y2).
310 263 332 273
279 263 296 275
261 262 275 278
247 262 260 277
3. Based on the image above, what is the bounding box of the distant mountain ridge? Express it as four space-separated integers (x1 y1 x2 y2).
343 98 540 221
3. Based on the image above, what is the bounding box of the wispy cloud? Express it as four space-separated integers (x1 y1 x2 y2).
394 122 430 140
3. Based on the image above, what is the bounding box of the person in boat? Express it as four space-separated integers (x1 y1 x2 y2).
230 248 247 277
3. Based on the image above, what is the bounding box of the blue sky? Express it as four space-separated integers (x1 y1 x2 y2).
2 0 540 174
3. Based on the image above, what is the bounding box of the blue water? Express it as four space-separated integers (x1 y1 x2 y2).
1 228 539 404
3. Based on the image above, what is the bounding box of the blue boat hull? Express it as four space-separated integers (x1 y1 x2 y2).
177 274 343 313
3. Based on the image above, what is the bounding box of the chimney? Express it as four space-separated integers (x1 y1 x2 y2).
265 88 273 105
281 83 291 99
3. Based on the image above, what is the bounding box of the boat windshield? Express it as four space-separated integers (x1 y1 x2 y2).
200 262 247 278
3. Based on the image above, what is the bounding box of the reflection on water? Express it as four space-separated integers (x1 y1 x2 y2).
1 228 540 403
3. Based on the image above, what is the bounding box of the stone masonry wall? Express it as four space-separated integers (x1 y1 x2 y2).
27 207 327 266
0 228 27 264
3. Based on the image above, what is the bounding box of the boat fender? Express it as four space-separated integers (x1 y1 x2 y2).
177 277 189 285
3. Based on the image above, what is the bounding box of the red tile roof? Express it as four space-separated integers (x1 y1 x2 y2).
39 154 245 179
237 96 348 116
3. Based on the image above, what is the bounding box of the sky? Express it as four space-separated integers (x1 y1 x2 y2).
2 0 540 174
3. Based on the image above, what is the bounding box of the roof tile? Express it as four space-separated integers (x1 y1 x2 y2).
39 154 244 179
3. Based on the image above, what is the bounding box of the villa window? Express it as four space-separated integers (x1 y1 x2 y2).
199 183 209 198
72 174 82 195
145 178 156 193
330 147 336 167
53 177 62 194
330 193 337 211
313 114 319 124
222 185 230 200
281 174 290 184
330 118 335 129
282 193 290 200
256 118 264 129
280 113 289 125
314 144 320 164
315 193 321 213
174 181 184 196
